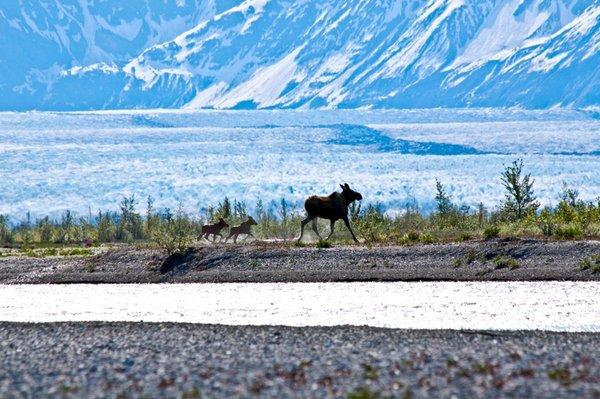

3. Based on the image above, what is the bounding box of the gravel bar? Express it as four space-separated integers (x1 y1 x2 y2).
1 239 599 283
1 323 599 398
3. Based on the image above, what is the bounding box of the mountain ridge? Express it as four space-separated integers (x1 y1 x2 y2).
2 0 598 110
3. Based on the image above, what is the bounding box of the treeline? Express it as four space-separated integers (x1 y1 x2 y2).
1 160 599 253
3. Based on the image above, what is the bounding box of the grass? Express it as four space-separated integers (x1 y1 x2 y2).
316 240 332 249
465 250 477 264
493 255 520 270
361 364 379 381
0 247 95 259
579 254 600 273
347 387 381 399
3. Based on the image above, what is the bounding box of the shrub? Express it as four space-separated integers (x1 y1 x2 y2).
354 203 387 243
407 230 420 242
316 240 332 249
493 256 520 270
151 207 197 254
420 233 435 244
580 255 600 273
459 232 471 242
466 250 477 264
538 207 556 236
484 225 500 239
556 225 582 239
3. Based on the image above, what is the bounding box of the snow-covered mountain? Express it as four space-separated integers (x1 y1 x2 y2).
0 0 242 110
3 0 599 110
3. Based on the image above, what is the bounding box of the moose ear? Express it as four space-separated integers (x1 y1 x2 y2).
344 183 350 189
340 184 345 190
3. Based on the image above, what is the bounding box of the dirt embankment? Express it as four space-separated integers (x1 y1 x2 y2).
0 239 598 284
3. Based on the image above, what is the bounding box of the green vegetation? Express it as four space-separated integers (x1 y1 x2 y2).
548 367 572 387
493 255 520 270
348 387 381 399
1 161 599 254
316 240 332 249
579 254 600 273
0 247 93 259
150 206 198 254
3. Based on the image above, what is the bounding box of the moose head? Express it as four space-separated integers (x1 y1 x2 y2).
340 183 363 204
247 216 258 226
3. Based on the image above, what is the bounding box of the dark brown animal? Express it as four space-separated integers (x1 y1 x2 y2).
225 216 257 243
298 183 363 243
201 217 229 242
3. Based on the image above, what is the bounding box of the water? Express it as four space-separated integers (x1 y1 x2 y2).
1 282 598 331
1 109 599 217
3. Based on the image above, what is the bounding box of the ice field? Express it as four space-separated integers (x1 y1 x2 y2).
1 109 599 218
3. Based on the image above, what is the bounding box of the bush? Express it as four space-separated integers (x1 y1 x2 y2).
493 256 519 270
407 230 420 242
484 225 500 239
420 233 435 244
353 203 388 244
151 208 198 254
556 225 583 239
579 254 600 273
315 240 332 249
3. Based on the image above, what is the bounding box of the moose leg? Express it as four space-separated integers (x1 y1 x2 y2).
326 220 336 240
312 219 322 240
342 216 359 243
298 216 314 242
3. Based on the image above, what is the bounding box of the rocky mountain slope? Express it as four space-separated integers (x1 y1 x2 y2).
2 0 598 110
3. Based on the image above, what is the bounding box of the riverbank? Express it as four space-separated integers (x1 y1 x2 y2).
1 322 598 398
0 239 598 283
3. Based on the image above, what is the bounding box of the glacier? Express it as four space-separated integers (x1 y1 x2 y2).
1 109 599 219
1 0 598 110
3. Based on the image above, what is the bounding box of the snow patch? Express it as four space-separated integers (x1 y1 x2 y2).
451 0 552 68
96 17 143 41
216 46 305 108
184 82 229 108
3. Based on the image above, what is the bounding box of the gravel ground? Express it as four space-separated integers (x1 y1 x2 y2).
1 323 599 398
1 239 599 283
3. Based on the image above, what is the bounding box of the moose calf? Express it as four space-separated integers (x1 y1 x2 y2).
298 183 363 242
225 216 257 243
201 217 229 242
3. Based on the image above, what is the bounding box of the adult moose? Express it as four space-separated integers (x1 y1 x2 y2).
298 183 363 243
